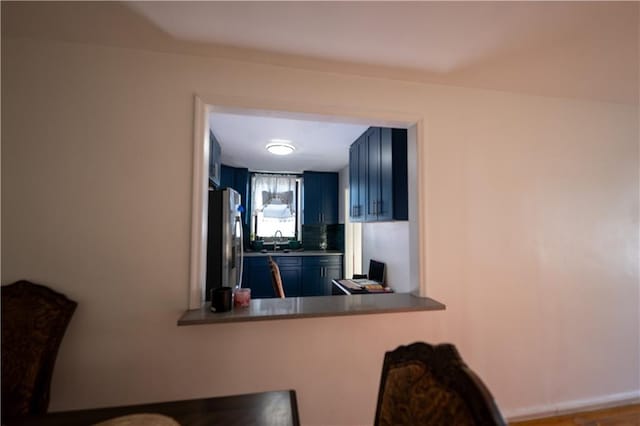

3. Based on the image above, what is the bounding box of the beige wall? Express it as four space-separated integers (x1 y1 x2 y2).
2 35 638 425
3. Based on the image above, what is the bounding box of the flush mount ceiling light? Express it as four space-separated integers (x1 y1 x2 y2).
266 140 295 156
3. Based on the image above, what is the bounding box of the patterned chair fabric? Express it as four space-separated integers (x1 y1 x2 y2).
267 256 285 298
1 280 77 419
374 342 506 426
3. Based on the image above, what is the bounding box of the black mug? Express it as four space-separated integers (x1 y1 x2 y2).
211 287 232 313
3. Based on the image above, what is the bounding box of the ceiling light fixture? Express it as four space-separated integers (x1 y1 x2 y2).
266 140 295 156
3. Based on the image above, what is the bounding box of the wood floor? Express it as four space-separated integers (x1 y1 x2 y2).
510 404 640 426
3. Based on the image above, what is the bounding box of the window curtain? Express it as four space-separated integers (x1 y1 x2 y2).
252 174 297 218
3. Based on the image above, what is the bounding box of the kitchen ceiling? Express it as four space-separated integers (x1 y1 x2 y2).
209 112 369 173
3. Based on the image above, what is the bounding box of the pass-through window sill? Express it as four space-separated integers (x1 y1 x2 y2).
178 293 445 326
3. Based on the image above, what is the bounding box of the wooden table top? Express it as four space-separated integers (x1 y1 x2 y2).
4 390 300 426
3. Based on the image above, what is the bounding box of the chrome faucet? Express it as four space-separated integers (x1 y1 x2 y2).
273 230 283 251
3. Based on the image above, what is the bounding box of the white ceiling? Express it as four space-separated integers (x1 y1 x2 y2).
209 112 369 173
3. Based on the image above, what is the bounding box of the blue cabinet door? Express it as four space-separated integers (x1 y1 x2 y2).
303 171 338 225
303 172 321 225
357 135 368 221
245 258 273 298
322 173 338 225
365 127 381 222
221 164 249 225
349 132 367 222
302 256 343 296
378 128 394 221
323 265 343 296
279 267 301 297
302 266 323 296
276 256 302 297
349 143 360 221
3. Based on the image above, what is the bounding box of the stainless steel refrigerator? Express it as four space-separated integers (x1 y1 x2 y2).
206 188 244 300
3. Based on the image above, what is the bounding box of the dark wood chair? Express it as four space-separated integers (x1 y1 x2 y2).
374 342 506 426
267 256 285 298
1 280 77 419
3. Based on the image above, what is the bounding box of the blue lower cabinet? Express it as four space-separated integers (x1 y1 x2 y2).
279 267 301 297
302 267 323 296
243 255 343 298
302 256 343 296
243 256 302 298
243 258 272 298
323 265 342 295
274 257 302 297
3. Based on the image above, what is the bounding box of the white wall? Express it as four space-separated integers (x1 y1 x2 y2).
2 35 638 426
362 222 411 293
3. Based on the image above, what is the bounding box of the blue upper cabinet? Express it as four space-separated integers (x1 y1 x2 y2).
349 133 367 222
209 130 222 188
220 164 249 224
365 127 381 222
303 171 339 225
349 127 408 222
348 142 360 221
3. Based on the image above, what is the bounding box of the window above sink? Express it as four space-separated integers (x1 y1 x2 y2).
250 173 301 241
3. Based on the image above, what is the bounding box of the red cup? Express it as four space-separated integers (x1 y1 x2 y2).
234 288 251 308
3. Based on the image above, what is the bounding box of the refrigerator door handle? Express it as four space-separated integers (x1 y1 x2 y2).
237 216 244 288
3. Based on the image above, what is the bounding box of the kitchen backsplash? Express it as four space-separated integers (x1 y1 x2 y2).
302 224 344 251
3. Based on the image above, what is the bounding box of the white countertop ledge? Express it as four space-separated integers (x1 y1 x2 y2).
177 293 446 326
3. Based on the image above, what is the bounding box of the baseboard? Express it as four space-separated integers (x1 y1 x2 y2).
504 390 640 422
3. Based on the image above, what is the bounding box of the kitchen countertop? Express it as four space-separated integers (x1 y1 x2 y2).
243 250 343 257
178 293 446 325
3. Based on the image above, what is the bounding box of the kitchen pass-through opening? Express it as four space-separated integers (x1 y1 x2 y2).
190 100 419 308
